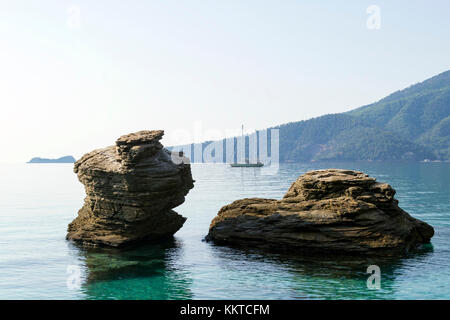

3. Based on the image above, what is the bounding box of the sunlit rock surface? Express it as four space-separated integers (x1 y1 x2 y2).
207 169 434 254
67 130 194 247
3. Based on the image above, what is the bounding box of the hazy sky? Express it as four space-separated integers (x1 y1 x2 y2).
1 0 449 163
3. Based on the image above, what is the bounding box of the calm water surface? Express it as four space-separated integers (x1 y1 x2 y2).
0 162 449 299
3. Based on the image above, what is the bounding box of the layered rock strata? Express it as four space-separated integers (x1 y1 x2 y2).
67 130 194 247
206 169 434 254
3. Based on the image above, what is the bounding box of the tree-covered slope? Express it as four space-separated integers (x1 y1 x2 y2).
273 70 450 161
181 70 450 162
276 114 434 162
416 115 450 159
348 70 450 142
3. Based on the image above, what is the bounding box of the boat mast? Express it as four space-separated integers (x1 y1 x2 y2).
242 124 246 163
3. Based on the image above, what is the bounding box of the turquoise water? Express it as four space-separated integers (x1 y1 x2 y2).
0 162 449 299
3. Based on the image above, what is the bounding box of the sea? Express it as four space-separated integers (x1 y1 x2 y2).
0 162 449 299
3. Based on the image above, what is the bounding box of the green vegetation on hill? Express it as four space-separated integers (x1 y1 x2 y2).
275 70 450 161
179 70 450 162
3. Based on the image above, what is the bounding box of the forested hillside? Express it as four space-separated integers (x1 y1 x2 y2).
178 70 450 162
275 70 450 161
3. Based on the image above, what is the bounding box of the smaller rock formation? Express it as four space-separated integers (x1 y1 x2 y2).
67 130 194 247
206 169 434 254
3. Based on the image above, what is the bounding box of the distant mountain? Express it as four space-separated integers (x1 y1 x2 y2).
346 70 450 159
176 70 450 162
27 156 76 163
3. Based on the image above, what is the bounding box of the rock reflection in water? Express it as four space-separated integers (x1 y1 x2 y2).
70 239 193 300
206 242 434 300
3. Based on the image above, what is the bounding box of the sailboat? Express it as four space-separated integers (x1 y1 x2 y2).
230 125 264 167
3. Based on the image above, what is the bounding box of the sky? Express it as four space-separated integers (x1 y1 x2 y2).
0 0 449 163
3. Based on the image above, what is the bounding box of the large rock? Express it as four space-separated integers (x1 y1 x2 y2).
67 130 194 247
206 169 434 254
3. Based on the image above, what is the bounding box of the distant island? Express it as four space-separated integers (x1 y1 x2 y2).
173 70 450 162
27 156 76 163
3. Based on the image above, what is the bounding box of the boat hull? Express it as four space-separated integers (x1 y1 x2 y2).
230 163 264 167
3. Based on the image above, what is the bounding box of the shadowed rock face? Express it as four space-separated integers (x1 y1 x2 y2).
67 130 194 247
206 169 434 255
